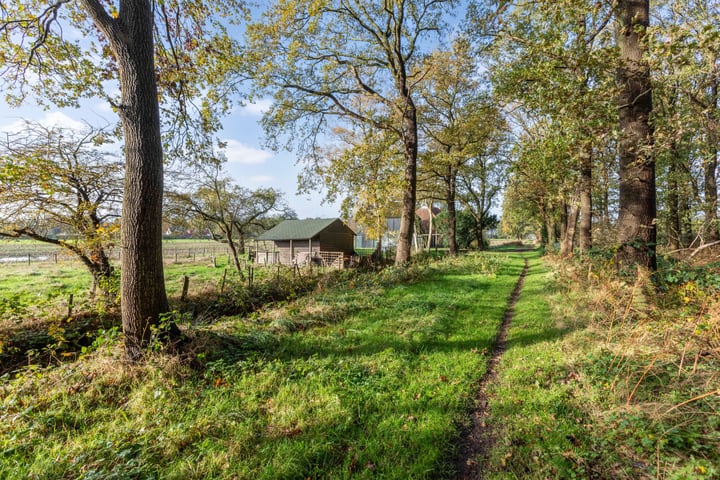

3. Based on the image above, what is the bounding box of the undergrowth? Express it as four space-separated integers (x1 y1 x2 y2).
483 250 719 479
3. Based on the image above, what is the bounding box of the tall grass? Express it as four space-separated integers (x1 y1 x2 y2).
481 252 719 479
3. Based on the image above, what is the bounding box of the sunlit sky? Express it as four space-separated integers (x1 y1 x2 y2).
0 3 473 222
0 96 342 220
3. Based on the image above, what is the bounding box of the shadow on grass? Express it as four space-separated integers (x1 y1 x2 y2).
0 312 119 375
197 252 578 380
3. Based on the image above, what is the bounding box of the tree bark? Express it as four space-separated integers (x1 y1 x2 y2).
559 201 568 246
85 0 172 361
667 141 681 250
560 200 579 257
704 141 719 242
88 247 114 297
615 0 656 271
445 166 459 256
395 98 418 264
578 144 593 252
544 199 557 251
225 226 244 275
477 219 486 249
704 78 720 242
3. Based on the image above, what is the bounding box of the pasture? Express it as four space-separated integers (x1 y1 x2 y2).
0 242 717 479
0 239 236 303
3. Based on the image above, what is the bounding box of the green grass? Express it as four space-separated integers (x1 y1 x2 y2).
0 256 232 307
481 252 591 478
0 252 525 479
480 251 719 479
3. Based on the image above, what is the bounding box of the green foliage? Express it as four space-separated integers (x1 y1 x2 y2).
166 159 294 274
657 259 720 293
443 210 498 249
0 0 248 155
243 0 456 151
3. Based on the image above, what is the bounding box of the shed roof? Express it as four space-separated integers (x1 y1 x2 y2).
257 218 350 241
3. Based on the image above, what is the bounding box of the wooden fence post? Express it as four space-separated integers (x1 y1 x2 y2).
181 275 190 302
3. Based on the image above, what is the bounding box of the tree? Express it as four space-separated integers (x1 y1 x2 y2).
440 209 498 249
1 0 246 360
0 121 121 295
243 0 457 263
649 0 720 245
615 0 656 271
456 144 507 251
473 0 617 255
301 123 404 252
501 178 540 241
416 40 506 255
167 160 294 274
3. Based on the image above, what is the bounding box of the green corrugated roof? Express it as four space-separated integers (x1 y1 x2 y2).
257 218 341 241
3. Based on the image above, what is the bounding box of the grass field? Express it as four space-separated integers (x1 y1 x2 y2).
0 252 524 479
0 238 232 263
2 245 715 478
480 254 720 479
0 239 238 307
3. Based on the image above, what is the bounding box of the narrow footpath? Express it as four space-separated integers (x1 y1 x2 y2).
455 256 531 479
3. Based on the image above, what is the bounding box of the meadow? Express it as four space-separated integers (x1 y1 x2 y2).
1 251 520 478
0 239 238 309
0 243 717 479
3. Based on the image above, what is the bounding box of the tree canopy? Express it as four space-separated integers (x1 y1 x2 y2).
0 121 121 294
1 0 248 360
242 0 457 262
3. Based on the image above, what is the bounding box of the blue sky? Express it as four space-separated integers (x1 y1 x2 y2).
0 96 342 220
0 2 471 222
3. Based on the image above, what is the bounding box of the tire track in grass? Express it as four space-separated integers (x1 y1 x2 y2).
455 255 530 480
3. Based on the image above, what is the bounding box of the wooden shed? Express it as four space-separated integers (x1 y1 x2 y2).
255 218 355 267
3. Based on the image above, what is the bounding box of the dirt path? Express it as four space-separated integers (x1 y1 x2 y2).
455 257 530 479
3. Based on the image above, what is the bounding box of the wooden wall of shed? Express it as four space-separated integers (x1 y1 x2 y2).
274 239 321 265
318 221 355 253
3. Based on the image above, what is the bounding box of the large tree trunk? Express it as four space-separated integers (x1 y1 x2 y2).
395 98 418 264
560 200 579 257
578 144 593 252
704 144 719 242
477 220 486 250
667 141 681 250
615 0 656 271
445 166 459 256
101 0 170 361
704 79 720 242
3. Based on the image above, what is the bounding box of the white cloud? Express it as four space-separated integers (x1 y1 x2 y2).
1 112 88 133
238 98 272 116
222 139 272 165
41 112 89 130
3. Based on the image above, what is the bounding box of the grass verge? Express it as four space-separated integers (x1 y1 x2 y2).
481 253 719 479
1 252 524 479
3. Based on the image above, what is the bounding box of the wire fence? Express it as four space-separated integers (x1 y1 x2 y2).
0 242 235 265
